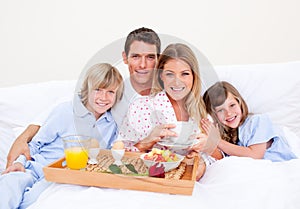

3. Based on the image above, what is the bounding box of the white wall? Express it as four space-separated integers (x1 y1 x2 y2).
1 0 299 87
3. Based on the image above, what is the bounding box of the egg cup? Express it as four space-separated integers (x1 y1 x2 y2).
111 149 125 166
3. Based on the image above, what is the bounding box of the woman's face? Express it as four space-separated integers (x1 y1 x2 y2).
214 92 242 129
160 59 193 102
86 86 118 120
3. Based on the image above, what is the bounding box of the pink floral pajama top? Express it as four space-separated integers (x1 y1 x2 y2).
118 91 200 152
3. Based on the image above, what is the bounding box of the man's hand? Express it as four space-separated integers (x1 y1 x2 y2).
6 139 31 168
2 162 25 175
6 124 40 168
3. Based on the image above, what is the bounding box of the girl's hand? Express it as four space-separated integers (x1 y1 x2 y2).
188 133 208 153
2 162 25 175
201 118 221 154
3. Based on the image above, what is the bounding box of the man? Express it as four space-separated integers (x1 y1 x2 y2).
111 27 161 127
6 27 162 167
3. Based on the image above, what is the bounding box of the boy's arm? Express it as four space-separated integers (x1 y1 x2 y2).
6 124 40 168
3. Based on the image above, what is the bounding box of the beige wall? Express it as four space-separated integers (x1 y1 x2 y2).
1 0 299 87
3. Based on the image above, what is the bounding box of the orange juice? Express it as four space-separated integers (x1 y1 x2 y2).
64 147 89 170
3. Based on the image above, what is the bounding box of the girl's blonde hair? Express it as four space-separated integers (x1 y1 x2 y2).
151 43 207 123
203 81 248 144
80 63 124 107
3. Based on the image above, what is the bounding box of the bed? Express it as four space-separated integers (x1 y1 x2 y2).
1 61 300 209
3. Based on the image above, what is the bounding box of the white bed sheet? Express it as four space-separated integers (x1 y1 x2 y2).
28 157 300 209
29 127 300 209
1 61 299 209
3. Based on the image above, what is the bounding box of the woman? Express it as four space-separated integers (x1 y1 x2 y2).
119 43 222 180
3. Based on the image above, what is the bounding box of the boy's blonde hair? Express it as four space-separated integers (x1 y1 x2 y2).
151 43 207 123
80 63 124 107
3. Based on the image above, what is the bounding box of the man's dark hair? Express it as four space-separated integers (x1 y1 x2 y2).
124 27 161 56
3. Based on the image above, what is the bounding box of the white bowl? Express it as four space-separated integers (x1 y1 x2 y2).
140 153 184 172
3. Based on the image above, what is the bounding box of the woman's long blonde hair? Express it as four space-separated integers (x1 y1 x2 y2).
151 43 207 123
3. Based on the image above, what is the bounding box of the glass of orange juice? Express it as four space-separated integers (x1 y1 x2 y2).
62 135 91 170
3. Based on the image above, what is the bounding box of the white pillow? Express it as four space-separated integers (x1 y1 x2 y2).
282 126 300 158
0 80 76 171
214 61 300 139
0 80 76 129
0 124 16 170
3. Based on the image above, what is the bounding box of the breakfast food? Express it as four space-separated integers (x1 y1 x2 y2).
85 153 186 180
144 148 179 162
149 163 165 178
86 153 148 174
112 141 125 150
164 162 186 180
90 138 100 148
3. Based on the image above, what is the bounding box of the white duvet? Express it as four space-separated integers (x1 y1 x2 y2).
1 61 300 209
28 156 300 209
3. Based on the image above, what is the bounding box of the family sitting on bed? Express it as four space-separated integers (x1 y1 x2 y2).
1 27 297 209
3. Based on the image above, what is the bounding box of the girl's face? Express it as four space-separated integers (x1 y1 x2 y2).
160 59 193 102
86 86 118 120
214 92 242 129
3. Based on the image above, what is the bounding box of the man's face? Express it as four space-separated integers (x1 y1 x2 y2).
122 41 158 89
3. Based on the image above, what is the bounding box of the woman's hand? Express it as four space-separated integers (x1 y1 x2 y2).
134 124 177 152
2 162 25 175
148 123 177 140
185 151 206 180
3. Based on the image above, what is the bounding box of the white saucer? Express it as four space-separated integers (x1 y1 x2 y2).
157 139 198 149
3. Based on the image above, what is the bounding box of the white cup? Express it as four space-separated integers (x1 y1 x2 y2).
169 121 194 145
88 147 100 164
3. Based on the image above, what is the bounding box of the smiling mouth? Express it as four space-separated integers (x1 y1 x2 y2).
226 116 237 122
171 87 185 92
96 102 108 107
135 70 148 74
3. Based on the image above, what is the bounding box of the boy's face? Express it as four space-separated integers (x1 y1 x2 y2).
122 40 158 93
214 92 242 129
86 86 118 119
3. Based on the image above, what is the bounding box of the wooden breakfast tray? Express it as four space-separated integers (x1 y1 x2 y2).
43 150 199 195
